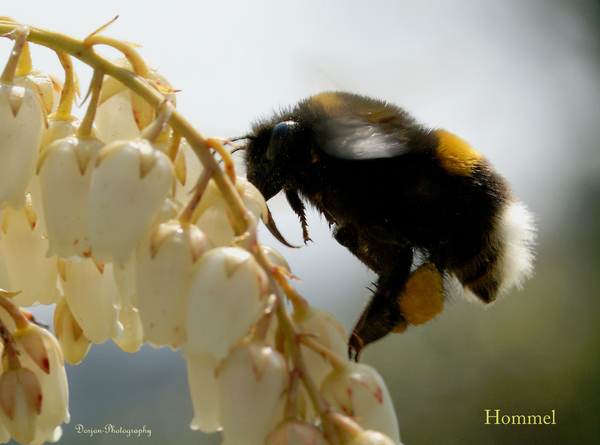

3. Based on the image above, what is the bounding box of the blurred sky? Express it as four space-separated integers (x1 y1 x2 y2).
1 1 599 444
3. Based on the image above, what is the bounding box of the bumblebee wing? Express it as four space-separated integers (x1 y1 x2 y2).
322 109 410 160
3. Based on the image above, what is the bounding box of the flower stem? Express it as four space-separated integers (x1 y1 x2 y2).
178 167 214 224
77 68 103 138
0 26 29 83
54 51 76 119
0 292 30 330
84 34 150 78
0 317 21 370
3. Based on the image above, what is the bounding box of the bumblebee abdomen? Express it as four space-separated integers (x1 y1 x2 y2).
434 129 483 176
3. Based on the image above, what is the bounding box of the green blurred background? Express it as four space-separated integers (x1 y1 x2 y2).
2 0 599 444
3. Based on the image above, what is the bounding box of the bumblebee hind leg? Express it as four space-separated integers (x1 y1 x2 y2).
348 270 409 361
349 260 446 361
337 224 413 360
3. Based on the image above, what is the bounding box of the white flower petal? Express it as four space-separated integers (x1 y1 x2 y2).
0 202 60 306
87 139 175 264
0 85 44 210
185 247 269 359
137 220 211 349
61 261 122 344
321 363 400 445
185 351 221 434
218 341 288 445
38 136 104 261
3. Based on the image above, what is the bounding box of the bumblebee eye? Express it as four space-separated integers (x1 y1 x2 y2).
258 166 268 180
266 121 298 160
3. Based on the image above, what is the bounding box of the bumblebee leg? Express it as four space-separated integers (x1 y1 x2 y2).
284 188 311 244
343 233 413 360
348 270 408 361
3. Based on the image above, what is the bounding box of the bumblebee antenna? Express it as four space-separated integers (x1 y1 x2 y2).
223 136 249 155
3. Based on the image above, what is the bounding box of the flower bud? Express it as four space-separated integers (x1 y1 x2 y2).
60 260 122 344
218 341 288 445
0 200 60 306
87 138 175 264
0 82 45 210
321 363 400 445
185 247 270 359
53 297 91 365
0 367 42 444
13 325 70 432
136 220 211 349
185 351 220 434
37 135 104 260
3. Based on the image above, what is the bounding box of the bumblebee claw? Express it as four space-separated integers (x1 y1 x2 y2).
348 334 364 362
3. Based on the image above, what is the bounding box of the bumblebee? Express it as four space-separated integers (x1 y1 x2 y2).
238 91 535 360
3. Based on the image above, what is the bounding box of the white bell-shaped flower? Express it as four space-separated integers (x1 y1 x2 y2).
15 67 61 116
136 220 211 349
185 351 221 434
217 341 288 445
87 137 175 264
12 325 70 433
31 113 81 241
112 307 144 353
294 307 348 387
0 199 60 306
53 297 91 365
37 135 104 261
0 82 45 210
0 366 42 444
113 197 181 309
60 260 122 344
185 247 270 359
31 425 63 445
321 363 401 445
94 58 176 143
194 177 268 247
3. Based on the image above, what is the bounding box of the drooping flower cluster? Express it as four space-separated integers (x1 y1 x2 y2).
0 18 403 445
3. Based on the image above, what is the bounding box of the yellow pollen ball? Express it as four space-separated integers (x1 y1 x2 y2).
400 262 445 326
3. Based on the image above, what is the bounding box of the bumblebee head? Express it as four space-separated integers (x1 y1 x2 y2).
241 120 301 201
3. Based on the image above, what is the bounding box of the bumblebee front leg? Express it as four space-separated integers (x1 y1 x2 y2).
284 188 311 243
